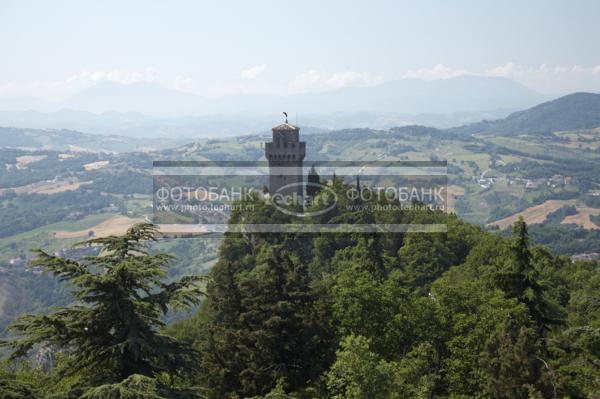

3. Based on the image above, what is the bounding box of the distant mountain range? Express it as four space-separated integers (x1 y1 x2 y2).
0 75 544 117
448 92 600 135
0 75 548 138
4 92 600 154
1 85 598 144
0 108 516 139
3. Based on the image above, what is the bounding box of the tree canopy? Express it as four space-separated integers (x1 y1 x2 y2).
1 223 206 398
2 179 600 398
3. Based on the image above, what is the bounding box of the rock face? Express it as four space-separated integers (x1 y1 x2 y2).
34 345 58 372
0 279 25 328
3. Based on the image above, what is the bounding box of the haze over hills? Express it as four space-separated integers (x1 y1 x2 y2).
286 75 544 114
3 91 600 153
8 75 544 116
0 108 516 139
2 82 597 143
0 75 547 138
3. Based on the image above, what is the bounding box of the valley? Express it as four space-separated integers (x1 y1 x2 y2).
2 92 600 343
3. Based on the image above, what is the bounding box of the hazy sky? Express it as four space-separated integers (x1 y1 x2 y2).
1 0 600 99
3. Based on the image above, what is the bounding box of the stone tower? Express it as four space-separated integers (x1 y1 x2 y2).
265 121 306 201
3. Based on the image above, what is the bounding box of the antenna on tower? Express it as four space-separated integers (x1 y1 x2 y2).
296 112 298 126
283 111 288 123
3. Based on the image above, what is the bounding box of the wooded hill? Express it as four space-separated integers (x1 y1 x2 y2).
449 92 600 135
2 176 599 398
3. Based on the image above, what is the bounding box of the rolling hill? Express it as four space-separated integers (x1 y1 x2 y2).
449 92 600 135
0 126 187 152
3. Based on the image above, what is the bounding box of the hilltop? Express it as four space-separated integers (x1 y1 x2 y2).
449 92 600 135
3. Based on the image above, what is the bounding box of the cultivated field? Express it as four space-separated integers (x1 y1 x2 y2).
55 215 145 238
561 206 600 229
15 154 47 168
0 179 93 195
489 199 577 229
490 200 600 230
54 215 208 239
84 160 110 170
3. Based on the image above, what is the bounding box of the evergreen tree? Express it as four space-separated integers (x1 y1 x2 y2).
0 364 41 399
201 244 333 398
1 224 205 388
79 374 200 399
494 217 560 333
481 309 546 399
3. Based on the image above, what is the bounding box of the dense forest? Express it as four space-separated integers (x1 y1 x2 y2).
1 177 599 398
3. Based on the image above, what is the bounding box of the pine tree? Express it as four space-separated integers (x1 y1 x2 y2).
1 223 206 386
481 310 545 399
486 218 560 398
494 217 559 333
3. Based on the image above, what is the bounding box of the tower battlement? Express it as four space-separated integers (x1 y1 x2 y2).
265 122 306 199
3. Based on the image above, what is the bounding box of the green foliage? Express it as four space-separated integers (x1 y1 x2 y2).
326 335 401 399
87 170 153 195
4 176 600 398
583 194 600 208
0 148 97 188
451 92 600 136
527 222 600 255
481 307 547 398
543 205 577 224
494 217 561 332
0 363 43 399
1 223 206 393
0 189 122 238
399 233 456 291
194 242 334 398
165 178 597 398
79 374 200 399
